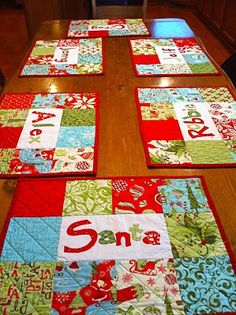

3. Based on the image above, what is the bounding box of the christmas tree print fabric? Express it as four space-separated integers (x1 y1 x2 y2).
0 92 99 176
136 86 236 167
129 38 219 76
19 38 104 76
0 176 235 314
67 19 150 38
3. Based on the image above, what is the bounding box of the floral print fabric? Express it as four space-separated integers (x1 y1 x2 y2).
0 92 99 176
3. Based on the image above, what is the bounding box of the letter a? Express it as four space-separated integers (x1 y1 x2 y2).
32 111 56 123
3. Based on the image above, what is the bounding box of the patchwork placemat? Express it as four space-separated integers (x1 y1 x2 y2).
0 176 235 314
19 38 104 76
67 18 150 38
136 86 236 167
129 38 219 76
0 92 99 176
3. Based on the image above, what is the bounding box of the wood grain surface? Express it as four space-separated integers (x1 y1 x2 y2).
0 19 235 255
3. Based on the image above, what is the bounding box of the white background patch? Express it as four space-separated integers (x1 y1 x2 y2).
58 214 173 261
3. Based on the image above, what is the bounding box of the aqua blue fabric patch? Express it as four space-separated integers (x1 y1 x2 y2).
0 217 62 262
19 149 53 173
109 29 129 36
32 94 66 108
137 88 172 103
174 256 236 315
183 53 209 64
170 88 204 102
54 64 77 74
77 54 102 64
136 64 162 75
21 64 50 75
57 126 95 147
53 261 94 292
159 178 210 213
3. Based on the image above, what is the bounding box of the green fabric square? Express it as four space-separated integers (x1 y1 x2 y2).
61 109 95 126
0 149 15 173
63 179 112 216
31 47 55 56
186 140 234 164
164 212 227 258
0 110 28 127
188 62 217 73
0 262 55 314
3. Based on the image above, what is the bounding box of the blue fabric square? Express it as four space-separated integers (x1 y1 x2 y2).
169 88 204 102
159 178 210 213
21 65 50 75
77 54 102 64
174 256 236 315
32 93 66 108
0 217 62 262
183 53 209 64
136 64 162 75
54 261 94 292
19 149 53 174
138 88 172 103
57 126 95 147
54 64 77 74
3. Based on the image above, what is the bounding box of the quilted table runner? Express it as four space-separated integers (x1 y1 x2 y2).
136 86 236 167
0 92 99 176
0 176 235 314
129 38 219 76
67 18 150 38
19 38 104 76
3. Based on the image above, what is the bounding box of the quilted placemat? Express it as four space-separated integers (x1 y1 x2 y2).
129 38 219 76
0 92 99 176
136 86 236 167
0 176 235 315
19 38 104 76
67 18 150 38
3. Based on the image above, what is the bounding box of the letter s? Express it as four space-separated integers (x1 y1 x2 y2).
64 220 98 253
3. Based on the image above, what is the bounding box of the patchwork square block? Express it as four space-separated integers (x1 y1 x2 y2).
0 93 99 176
136 86 236 166
67 18 150 38
0 262 55 315
130 38 219 76
20 38 104 76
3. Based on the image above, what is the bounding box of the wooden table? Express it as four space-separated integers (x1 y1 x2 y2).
0 19 235 255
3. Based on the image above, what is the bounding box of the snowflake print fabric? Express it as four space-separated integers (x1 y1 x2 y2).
0 92 99 176
136 86 236 167
67 18 150 38
129 38 219 76
19 38 104 76
0 176 235 314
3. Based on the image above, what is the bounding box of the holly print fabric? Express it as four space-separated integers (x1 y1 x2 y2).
19 38 104 76
0 176 235 314
67 18 150 38
129 38 219 76
0 92 99 176
136 86 236 167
